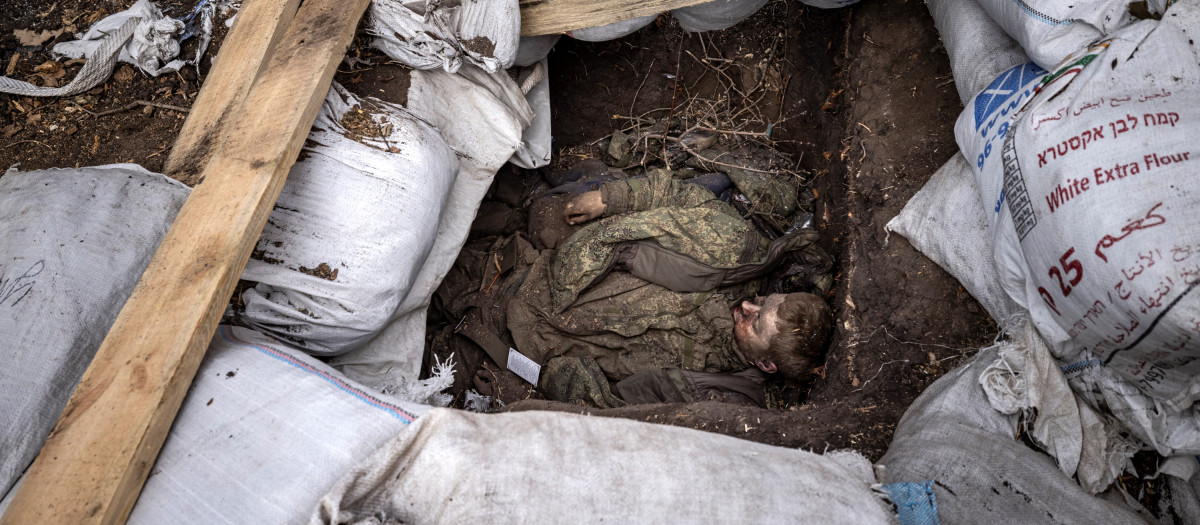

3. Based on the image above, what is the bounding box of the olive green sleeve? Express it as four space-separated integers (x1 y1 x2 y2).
599 170 717 217
613 369 694 405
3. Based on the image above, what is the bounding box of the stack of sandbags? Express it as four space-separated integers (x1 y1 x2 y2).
312 408 894 524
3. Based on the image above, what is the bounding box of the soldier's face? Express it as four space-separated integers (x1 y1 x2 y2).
732 294 783 362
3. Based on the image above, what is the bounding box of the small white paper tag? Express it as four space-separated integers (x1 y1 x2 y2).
507 347 541 385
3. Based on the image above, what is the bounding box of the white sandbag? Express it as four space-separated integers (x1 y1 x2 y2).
957 8 1200 455
369 0 519 73
568 14 658 42
239 82 459 356
513 35 560 67
312 408 895 524
797 0 862 7
509 60 552 169
329 66 533 391
979 319 1139 493
886 0 1032 323
972 0 1142 69
886 154 1019 324
877 346 1147 523
1 325 429 522
0 164 189 499
126 326 427 523
671 0 769 32
924 0 1033 106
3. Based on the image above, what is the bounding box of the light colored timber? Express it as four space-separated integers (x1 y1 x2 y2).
163 0 300 183
519 0 713 36
0 0 370 522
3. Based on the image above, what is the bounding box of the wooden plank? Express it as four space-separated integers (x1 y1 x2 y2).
520 0 712 36
163 0 300 184
0 0 370 522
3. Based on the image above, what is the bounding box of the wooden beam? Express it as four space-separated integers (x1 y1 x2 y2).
519 0 713 36
0 0 370 522
163 0 300 184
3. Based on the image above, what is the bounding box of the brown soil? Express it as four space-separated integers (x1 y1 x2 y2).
0 0 228 173
494 0 998 461
1 0 997 464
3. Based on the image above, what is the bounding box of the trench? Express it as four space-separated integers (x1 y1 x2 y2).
421 0 999 460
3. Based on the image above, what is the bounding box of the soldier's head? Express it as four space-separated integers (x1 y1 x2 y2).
732 292 831 381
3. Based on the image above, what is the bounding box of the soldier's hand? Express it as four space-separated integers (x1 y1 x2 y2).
564 191 606 225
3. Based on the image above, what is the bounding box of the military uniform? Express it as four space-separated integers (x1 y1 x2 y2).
435 169 831 408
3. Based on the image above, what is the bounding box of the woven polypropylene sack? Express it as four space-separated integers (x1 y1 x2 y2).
956 7 1200 455
671 0 769 32
972 0 1139 69
0 164 188 498
878 347 1146 523
312 408 895 524
1 325 429 522
369 0 520 73
568 14 657 42
239 83 459 356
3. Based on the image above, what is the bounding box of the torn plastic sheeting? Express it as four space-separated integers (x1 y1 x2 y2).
877 348 1147 523
368 0 519 73
54 0 189 76
880 481 938 525
979 320 1140 493
0 0 214 97
178 0 219 72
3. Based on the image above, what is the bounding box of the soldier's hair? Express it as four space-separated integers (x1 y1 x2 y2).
765 292 832 381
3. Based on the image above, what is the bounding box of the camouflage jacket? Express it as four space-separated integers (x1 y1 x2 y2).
549 169 815 312
439 170 824 407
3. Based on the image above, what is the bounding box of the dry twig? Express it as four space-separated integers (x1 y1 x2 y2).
6 139 55 151
661 36 686 169
93 100 190 118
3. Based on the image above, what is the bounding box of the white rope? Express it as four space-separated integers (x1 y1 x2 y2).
0 16 141 97
518 60 545 95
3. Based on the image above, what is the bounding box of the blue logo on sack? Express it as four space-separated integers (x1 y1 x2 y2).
973 62 1047 132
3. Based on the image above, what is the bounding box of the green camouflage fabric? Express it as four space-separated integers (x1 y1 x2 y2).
687 146 801 233
432 232 752 397
509 249 750 383
550 169 768 312
540 356 628 409
430 163 829 408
